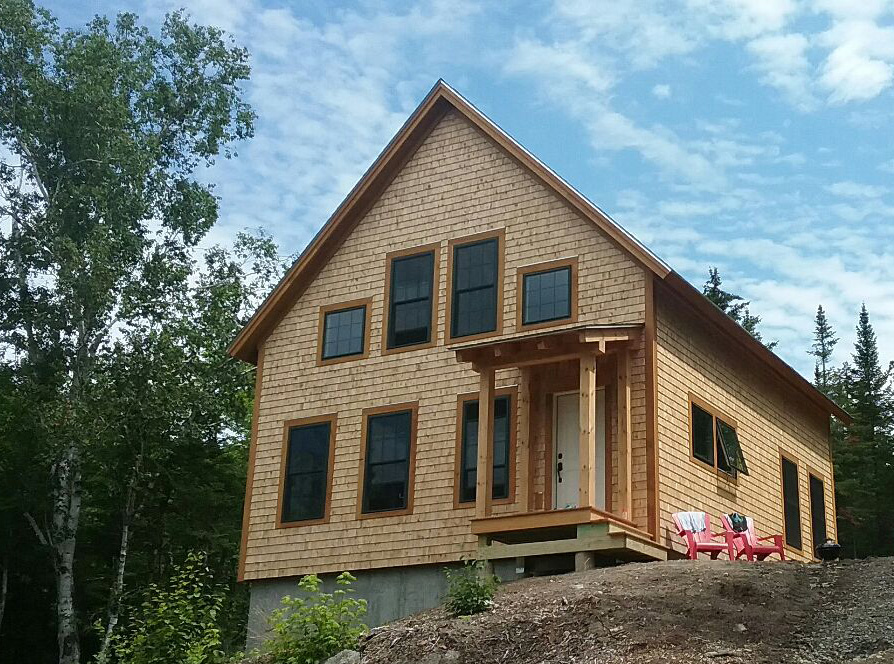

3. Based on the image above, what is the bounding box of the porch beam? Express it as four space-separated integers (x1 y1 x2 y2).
579 353 597 509
476 366 495 518
517 367 531 512
617 349 633 520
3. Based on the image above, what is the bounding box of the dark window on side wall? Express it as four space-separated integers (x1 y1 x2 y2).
388 251 434 348
809 474 827 553
362 410 413 513
322 305 366 360
717 419 748 475
781 456 802 549
691 403 715 466
459 395 511 503
282 421 331 523
690 401 748 477
522 266 571 325
451 238 498 338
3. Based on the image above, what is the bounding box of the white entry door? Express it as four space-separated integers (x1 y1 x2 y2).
553 388 606 510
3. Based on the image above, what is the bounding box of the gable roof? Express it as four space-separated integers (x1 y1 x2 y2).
228 80 850 425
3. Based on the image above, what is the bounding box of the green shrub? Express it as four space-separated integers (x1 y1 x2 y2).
265 572 367 664
444 560 499 617
109 551 226 664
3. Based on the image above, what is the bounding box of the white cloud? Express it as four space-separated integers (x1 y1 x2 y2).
817 18 894 103
826 180 888 198
652 83 672 98
746 33 818 110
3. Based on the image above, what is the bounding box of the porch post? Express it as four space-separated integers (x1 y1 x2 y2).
476 365 495 518
617 349 633 520
517 367 531 513
579 354 597 509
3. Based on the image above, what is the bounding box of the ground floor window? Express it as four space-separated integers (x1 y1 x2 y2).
360 404 417 515
280 416 335 525
457 393 514 503
781 454 802 550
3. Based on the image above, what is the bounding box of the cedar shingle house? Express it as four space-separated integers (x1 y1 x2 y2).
229 81 849 638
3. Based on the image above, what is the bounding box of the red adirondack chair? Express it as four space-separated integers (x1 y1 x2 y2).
672 511 734 560
721 514 786 561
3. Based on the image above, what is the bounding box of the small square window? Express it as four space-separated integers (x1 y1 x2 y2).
522 267 571 325
690 399 748 477
321 304 367 361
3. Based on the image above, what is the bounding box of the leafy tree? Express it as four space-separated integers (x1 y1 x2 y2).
0 2 255 662
702 268 776 349
809 305 839 392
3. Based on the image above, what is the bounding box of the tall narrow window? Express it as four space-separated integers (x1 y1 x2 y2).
450 235 500 339
809 473 827 554
457 394 513 503
386 249 435 349
781 455 802 550
280 418 334 524
361 407 416 515
319 300 369 363
689 398 748 477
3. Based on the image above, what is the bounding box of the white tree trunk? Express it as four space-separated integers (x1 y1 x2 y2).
0 560 8 635
53 442 82 664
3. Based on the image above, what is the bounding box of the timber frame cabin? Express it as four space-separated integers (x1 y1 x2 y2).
231 81 850 635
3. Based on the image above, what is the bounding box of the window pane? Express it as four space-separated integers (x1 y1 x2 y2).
388 252 434 348
362 411 412 513
809 474 827 553
322 306 366 359
691 404 715 466
716 419 748 475
451 239 498 338
781 457 802 549
523 266 571 325
282 422 331 522
459 396 511 502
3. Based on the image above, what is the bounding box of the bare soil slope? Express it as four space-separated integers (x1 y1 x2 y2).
361 558 894 664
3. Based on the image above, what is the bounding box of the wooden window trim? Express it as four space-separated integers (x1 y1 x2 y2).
515 257 579 332
779 449 803 554
357 402 419 519
445 228 505 344
381 242 441 356
687 393 739 483
806 465 827 559
276 414 338 529
453 386 518 509
316 298 372 367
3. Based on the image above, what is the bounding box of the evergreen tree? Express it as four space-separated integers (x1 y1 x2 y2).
809 305 839 392
702 268 777 349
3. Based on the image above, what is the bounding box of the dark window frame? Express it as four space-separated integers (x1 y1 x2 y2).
446 229 504 342
357 402 418 518
780 453 803 551
689 395 746 479
317 298 371 366
277 414 337 528
454 387 518 507
808 470 828 557
382 243 440 353
517 257 578 330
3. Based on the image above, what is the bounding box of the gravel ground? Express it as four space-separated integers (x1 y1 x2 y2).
360 558 894 664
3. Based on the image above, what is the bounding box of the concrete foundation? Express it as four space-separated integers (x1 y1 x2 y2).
246 560 519 650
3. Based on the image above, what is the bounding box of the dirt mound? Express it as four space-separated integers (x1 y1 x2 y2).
360 558 894 664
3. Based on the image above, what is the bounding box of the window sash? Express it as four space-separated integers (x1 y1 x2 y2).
451 239 498 338
282 422 331 523
388 252 434 348
716 419 749 475
809 474 827 552
691 403 715 466
691 401 747 478
781 457 802 549
459 395 511 503
362 411 412 513
522 266 572 325
322 306 366 359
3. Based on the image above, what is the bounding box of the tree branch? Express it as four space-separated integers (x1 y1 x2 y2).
24 512 50 548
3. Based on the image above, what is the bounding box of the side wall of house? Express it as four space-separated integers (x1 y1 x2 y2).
242 108 649 581
655 283 836 562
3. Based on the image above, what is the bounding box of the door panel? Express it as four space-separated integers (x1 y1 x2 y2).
553 388 606 510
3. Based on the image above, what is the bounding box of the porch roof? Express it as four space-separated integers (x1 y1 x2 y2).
453 324 643 369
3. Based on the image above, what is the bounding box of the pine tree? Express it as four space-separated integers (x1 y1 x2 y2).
702 268 776 349
809 305 839 392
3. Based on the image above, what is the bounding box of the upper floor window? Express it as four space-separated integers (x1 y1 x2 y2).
448 231 503 339
456 392 514 504
279 416 335 525
518 258 578 329
385 246 437 350
319 299 370 364
690 398 748 477
360 404 417 515
781 454 802 550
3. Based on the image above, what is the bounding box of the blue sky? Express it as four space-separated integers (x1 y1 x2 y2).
56 0 894 377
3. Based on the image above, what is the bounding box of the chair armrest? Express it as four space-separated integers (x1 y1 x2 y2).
758 534 784 546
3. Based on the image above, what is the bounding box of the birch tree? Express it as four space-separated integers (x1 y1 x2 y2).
0 3 254 661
